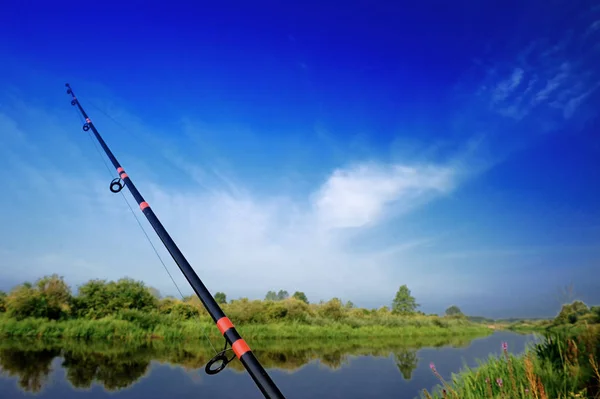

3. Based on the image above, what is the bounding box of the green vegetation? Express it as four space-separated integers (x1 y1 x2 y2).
0 275 491 341
421 300 600 399
292 291 309 304
445 305 465 317
214 291 227 304
3 275 599 397
392 284 419 314
502 300 600 334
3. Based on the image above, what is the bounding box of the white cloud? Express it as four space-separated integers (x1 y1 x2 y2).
0 106 469 308
311 162 456 230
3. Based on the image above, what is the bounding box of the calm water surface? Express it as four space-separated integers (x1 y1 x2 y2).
0 331 538 399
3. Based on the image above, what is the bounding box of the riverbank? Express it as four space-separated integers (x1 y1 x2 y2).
421 323 600 399
0 314 492 341
0 274 496 343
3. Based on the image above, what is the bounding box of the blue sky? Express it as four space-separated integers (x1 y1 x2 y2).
0 0 599 318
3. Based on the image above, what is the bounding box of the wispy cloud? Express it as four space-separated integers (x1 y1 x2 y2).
477 22 600 123
491 68 524 105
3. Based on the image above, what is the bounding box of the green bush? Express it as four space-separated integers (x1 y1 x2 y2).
158 299 200 320
5 275 72 321
74 278 158 319
318 298 345 321
281 298 311 322
555 300 590 324
422 325 600 399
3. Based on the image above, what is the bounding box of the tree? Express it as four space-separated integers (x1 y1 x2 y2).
445 305 464 317
35 274 73 319
391 285 419 315
5 275 72 320
319 298 345 321
214 292 227 304
555 300 590 324
265 291 278 301
276 290 289 301
292 291 309 304
345 300 354 309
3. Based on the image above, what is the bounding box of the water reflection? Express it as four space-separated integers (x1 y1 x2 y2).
62 350 151 391
394 349 418 380
0 332 537 398
0 348 60 393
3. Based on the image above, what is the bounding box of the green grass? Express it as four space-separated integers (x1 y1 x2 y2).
420 324 600 399
0 313 492 341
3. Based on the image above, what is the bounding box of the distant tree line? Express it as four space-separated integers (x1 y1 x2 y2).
0 275 476 326
263 290 311 304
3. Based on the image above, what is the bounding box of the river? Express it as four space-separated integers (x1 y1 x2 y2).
0 331 538 398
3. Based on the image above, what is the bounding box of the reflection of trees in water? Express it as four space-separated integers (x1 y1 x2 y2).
320 350 348 370
0 345 152 393
0 333 482 393
0 348 59 393
62 351 150 391
394 349 418 381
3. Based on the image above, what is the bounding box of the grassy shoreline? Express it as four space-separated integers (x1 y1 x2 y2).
0 274 496 344
0 315 493 341
420 323 600 399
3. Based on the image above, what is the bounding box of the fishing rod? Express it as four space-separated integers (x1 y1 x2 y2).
64 83 286 399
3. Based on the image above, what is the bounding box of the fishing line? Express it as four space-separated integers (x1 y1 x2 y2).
85 99 195 178
84 99 223 196
74 98 218 355
65 84 285 398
